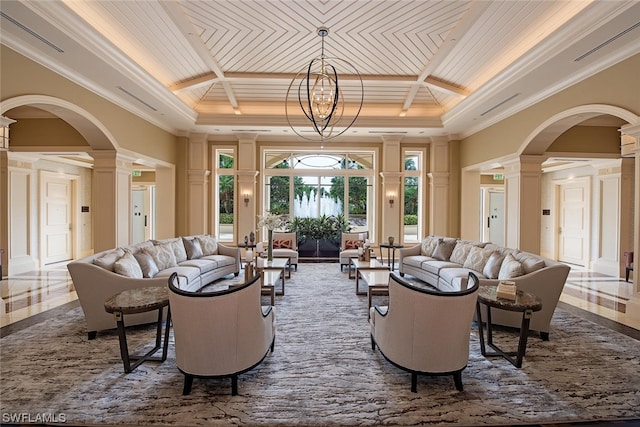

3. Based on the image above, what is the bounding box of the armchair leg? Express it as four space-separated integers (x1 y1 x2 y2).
411 373 417 393
371 335 376 351
183 374 194 395
453 371 463 391
87 331 97 340
231 374 238 396
540 331 550 341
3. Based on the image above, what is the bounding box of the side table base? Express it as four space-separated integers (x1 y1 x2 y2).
476 303 533 368
114 307 171 373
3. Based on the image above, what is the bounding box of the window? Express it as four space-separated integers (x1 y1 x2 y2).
263 151 376 238
215 149 235 241
403 150 423 243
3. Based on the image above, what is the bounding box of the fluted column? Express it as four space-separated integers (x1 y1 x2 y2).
380 135 403 244
237 134 259 241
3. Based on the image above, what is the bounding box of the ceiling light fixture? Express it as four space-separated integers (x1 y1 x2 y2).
285 27 364 142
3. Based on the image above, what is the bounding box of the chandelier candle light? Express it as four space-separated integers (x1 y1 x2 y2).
286 27 364 141
257 212 284 262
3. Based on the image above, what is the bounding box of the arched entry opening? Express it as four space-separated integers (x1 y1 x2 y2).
0 95 173 275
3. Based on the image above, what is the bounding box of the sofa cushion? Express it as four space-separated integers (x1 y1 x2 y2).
143 244 178 271
126 240 153 254
484 243 519 258
197 235 218 256
403 255 433 268
202 254 236 267
113 252 143 278
439 267 486 291
178 258 218 274
134 251 160 278
432 238 456 261
93 248 125 271
498 253 524 280
420 236 439 256
155 238 187 263
182 237 204 260
482 252 505 279
450 242 474 264
155 266 201 283
422 260 460 275
463 246 494 272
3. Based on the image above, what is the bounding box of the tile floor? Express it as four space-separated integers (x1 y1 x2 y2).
1 262 638 332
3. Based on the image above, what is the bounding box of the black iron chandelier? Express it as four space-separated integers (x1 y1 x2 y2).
285 27 364 141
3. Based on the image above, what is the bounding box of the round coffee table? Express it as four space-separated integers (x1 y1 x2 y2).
104 286 171 373
475 285 542 368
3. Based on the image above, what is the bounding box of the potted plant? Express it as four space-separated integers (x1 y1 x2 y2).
287 214 351 259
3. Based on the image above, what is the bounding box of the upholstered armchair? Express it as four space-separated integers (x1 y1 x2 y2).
256 232 298 271
370 272 479 392
339 231 369 271
168 272 275 395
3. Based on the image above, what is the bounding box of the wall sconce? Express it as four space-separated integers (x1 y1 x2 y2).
243 192 250 207
0 116 16 151
388 193 395 207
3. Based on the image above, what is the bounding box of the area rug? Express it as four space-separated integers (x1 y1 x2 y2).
1 263 639 426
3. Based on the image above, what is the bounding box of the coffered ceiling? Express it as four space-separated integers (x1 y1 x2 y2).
1 0 639 142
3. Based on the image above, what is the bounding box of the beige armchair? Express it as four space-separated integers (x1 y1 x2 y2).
257 232 298 271
339 231 369 271
370 272 479 392
168 272 275 395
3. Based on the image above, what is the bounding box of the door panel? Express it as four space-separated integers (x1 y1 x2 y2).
43 177 72 264
558 180 589 266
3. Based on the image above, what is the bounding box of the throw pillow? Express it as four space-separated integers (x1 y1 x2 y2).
155 238 187 263
182 237 203 260
345 240 360 250
143 244 178 271
432 238 456 261
450 242 473 264
483 252 505 279
134 252 160 278
197 235 218 256
498 253 524 280
463 246 493 272
114 252 143 278
421 236 438 257
519 255 546 274
93 248 125 271
273 239 292 249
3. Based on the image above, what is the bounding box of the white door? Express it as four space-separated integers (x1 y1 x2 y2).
488 191 504 246
558 179 589 266
132 189 146 244
42 175 73 264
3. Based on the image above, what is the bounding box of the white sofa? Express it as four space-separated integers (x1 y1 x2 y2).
67 235 240 339
398 236 570 340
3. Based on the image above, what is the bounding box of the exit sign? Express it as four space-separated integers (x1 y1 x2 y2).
493 173 504 181
132 170 142 177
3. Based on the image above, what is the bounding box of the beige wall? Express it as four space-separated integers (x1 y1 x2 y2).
460 53 640 167
548 125 621 154
1 46 178 163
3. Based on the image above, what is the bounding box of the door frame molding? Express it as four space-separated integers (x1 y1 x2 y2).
39 170 80 267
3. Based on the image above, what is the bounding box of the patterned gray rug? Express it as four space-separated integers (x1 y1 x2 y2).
1 263 639 426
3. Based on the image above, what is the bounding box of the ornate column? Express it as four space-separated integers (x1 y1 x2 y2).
187 133 210 235
91 150 134 252
427 137 450 236
620 123 640 322
502 155 544 254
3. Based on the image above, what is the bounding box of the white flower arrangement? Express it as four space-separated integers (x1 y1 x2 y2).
257 212 284 231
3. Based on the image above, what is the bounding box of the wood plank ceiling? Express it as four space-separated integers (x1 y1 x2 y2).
2 0 639 140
